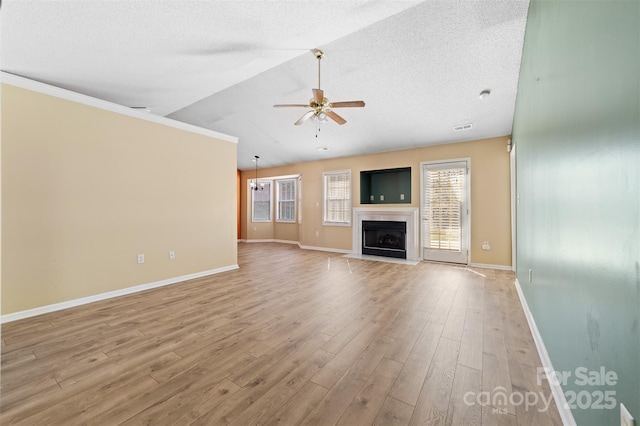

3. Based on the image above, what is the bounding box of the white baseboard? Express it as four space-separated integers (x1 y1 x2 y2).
470 262 513 271
1 265 239 324
244 238 297 245
242 239 350 254
242 241 513 267
241 241 511 264
297 244 352 254
244 238 299 244
273 239 299 245
514 278 576 426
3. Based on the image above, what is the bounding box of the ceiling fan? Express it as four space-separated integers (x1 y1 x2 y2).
274 49 365 126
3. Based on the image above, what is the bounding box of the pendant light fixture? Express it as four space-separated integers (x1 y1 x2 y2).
250 155 264 191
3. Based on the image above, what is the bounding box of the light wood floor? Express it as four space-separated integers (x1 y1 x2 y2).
1 242 562 425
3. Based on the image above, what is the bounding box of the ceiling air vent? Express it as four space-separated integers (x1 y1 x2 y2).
453 123 473 132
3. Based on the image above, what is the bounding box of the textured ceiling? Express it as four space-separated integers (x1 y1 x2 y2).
1 0 530 170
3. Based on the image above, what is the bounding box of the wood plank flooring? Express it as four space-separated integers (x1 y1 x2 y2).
1 242 562 425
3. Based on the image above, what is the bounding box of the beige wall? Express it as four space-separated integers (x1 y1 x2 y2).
240 136 511 266
1 83 238 315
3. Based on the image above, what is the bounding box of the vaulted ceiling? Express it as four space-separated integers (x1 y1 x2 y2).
1 1 530 170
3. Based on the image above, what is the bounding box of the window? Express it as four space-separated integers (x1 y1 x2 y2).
423 164 465 250
251 181 271 222
297 176 303 224
323 170 351 225
276 179 296 222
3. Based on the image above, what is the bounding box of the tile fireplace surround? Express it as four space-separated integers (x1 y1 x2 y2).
352 207 420 261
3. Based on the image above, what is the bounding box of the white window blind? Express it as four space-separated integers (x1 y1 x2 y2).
252 181 271 222
276 179 296 222
423 163 466 251
323 170 351 225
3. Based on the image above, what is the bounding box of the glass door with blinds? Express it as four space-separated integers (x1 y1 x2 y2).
421 160 470 264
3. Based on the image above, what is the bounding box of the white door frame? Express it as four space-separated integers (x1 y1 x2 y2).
510 142 517 271
420 158 471 264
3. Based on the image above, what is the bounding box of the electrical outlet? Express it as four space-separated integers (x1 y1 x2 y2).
169 250 175 260
370 195 374 201
315 230 319 237
400 194 405 200
137 254 144 264
380 195 384 201
621 403 635 426
482 241 491 250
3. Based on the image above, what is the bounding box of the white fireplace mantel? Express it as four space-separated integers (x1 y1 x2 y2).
352 207 420 261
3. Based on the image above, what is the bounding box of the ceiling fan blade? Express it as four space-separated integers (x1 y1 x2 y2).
273 104 310 108
312 89 324 104
294 110 316 125
326 110 346 125
329 100 366 108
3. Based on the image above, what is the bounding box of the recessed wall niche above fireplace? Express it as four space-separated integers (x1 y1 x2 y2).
360 167 411 204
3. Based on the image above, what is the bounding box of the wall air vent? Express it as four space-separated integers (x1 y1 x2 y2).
453 123 473 132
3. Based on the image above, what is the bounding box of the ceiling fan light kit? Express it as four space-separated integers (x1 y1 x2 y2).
274 49 365 127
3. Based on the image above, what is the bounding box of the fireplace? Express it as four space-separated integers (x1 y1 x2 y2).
352 207 420 261
362 220 407 259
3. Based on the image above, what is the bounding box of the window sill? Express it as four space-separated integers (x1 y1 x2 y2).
323 222 352 227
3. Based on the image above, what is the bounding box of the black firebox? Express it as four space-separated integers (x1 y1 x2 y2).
362 220 407 259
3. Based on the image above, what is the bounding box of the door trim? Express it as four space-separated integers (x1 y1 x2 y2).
510 142 517 272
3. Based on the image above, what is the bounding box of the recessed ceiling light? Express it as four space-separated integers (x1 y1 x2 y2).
317 146 329 151
479 89 491 99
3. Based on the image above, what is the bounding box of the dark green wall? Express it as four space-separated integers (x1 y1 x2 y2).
513 0 639 425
